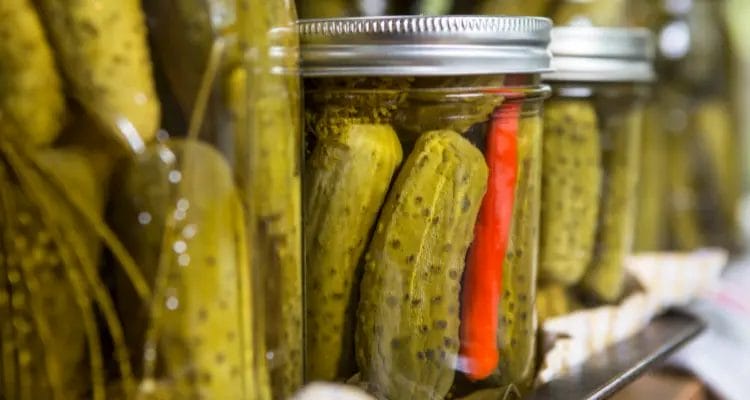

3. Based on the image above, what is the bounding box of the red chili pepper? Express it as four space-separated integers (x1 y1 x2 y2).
460 101 520 381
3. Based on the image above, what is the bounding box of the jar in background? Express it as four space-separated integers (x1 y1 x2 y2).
112 0 303 398
299 16 551 398
540 28 654 302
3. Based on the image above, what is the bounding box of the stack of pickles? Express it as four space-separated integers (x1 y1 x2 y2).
633 0 744 253
300 15 552 399
1 0 303 399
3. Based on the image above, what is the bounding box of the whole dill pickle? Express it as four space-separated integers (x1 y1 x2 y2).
634 103 669 251
581 102 643 303
494 114 543 394
143 0 235 135
305 124 403 382
691 99 742 250
356 130 488 400
0 0 65 146
35 0 161 150
540 99 601 285
110 140 267 399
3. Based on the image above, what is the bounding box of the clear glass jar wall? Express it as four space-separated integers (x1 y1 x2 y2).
539 84 648 303
298 14 552 399
0 0 303 399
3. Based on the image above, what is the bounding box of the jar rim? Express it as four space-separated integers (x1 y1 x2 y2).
544 27 656 83
298 16 552 77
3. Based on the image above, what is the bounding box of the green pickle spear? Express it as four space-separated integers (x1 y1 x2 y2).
691 99 742 249
111 140 267 399
581 102 643 302
494 114 542 393
540 99 602 285
356 130 488 400
634 103 669 251
35 0 161 150
0 0 65 146
305 124 403 382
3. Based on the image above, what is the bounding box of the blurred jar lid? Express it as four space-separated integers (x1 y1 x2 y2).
544 27 656 83
298 15 552 77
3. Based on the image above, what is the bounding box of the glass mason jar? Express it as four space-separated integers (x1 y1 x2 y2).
0 0 308 399
655 0 743 252
299 16 551 399
539 28 654 302
112 1 303 399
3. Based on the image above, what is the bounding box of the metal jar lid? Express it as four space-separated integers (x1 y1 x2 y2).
298 15 552 77
544 27 656 83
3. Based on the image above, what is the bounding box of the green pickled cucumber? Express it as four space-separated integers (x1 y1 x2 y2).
634 102 669 251
540 99 602 285
391 76 505 145
495 114 543 393
0 0 65 146
356 130 488 400
305 124 403 382
236 1 303 395
581 102 643 303
0 145 123 400
110 139 267 399
35 0 161 150
691 99 742 250
667 125 704 251
144 0 235 138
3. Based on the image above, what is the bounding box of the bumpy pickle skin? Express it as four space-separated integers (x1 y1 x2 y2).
0 0 65 146
35 0 160 149
305 124 403 382
306 77 413 142
634 103 669 251
110 140 266 399
0 145 127 400
581 102 643 303
2 179 85 400
494 113 542 394
355 130 488 400
540 99 602 285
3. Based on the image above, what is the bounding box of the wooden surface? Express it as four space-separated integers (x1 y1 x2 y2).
612 372 707 400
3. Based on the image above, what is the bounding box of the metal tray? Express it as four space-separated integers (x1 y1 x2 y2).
527 310 705 400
